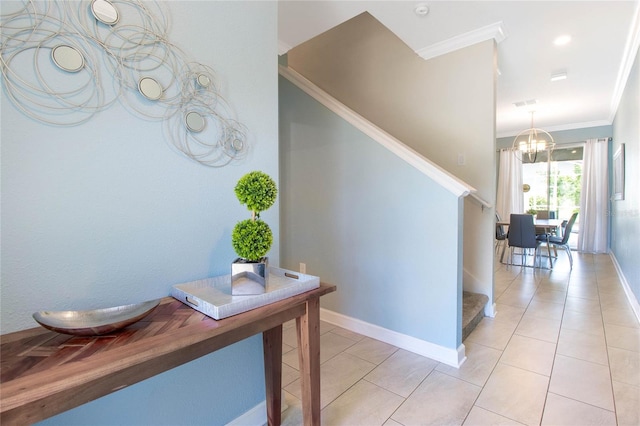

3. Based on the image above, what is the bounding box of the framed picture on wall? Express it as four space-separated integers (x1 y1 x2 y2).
613 144 625 200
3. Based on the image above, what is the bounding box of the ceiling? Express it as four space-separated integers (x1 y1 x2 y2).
278 1 640 137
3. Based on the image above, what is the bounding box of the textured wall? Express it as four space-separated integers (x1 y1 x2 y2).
286 12 496 310
1 1 278 424
612 47 640 304
279 75 463 349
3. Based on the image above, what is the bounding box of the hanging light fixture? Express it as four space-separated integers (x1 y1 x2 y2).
512 111 555 162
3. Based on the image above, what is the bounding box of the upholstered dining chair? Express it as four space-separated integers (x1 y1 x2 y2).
538 212 578 269
536 210 549 220
535 211 557 235
508 214 541 267
535 210 556 220
495 213 508 263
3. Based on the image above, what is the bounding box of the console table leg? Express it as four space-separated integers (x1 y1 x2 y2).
263 325 283 426
297 297 321 426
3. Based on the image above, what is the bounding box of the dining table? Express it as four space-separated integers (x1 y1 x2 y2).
497 218 562 232
497 217 563 268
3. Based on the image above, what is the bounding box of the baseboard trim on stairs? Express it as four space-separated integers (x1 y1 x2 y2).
486 302 497 318
320 308 466 368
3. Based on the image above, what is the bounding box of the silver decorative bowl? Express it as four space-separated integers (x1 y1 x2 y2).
33 299 161 336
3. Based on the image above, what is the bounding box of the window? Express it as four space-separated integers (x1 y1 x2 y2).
522 145 583 247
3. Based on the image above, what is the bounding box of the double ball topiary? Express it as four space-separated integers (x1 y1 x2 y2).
232 219 273 261
232 171 277 261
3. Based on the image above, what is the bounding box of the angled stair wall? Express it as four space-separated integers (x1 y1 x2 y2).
280 69 471 366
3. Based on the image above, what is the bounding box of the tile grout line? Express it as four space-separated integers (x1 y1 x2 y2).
595 255 620 422
537 250 573 425
463 266 541 425
281 253 633 425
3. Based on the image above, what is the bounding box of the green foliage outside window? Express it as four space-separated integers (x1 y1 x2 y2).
555 164 582 208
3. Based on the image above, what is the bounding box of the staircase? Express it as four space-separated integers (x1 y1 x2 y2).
462 291 489 341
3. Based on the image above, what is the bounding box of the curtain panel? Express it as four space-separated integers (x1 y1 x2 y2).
496 148 523 221
578 138 609 253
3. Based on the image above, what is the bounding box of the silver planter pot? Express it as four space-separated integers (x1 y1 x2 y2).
231 257 269 295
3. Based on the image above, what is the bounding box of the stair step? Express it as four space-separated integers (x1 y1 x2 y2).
462 291 489 341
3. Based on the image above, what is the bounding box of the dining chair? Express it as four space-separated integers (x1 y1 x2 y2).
536 210 556 235
537 212 578 269
536 210 557 220
536 210 550 220
535 211 558 236
495 213 508 262
534 211 548 236
508 214 541 267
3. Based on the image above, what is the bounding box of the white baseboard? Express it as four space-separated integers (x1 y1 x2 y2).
610 252 640 324
226 308 470 425
225 391 288 426
225 400 266 426
463 267 483 294
485 302 497 318
320 308 466 368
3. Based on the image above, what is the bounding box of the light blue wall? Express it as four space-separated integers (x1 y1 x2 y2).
279 76 463 349
1 1 278 424
612 47 640 302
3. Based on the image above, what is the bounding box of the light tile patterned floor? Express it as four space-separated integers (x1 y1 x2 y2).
280 252 640 425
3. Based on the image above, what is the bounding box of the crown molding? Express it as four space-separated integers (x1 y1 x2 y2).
278 40 292 56
496 119 613 139
416 21 506 61
608 1 640 122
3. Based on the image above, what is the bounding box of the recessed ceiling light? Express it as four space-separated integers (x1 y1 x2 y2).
414 3 429 16
550 71 568 82
553 35 571 46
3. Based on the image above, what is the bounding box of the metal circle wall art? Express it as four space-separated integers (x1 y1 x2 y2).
138 77 163 100
196 74 211 88
51 45 85 72
0 0 248 167
90 0 119 26
185 111 206 133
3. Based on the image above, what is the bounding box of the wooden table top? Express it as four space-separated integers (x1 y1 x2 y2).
1 283 336 425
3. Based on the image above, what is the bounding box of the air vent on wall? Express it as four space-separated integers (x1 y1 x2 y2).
513 99 537 108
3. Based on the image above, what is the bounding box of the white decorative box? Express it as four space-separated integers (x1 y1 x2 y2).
171 267 320 320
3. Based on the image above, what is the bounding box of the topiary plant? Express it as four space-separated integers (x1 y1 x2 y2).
232 171 277 261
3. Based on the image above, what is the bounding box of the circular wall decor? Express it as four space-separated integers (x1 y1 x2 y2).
1 1 249 167
138 77 163 100
90 0 119 25
185 111 206 132
231 138 244 152
51 45 85 73
196 74 211 88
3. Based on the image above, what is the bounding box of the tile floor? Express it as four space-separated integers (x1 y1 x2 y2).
279 252 640 425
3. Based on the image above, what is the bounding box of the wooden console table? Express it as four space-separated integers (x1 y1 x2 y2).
1 283 336 425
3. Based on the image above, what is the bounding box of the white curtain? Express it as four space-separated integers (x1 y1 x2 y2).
496 148 523 221
578 138 608 253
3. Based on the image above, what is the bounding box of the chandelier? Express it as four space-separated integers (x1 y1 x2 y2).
512 111 555 162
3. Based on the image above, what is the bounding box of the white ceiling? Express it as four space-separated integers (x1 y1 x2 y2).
278 1 640 137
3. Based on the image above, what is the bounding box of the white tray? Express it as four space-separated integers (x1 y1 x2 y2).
171 267 320 319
